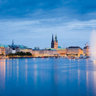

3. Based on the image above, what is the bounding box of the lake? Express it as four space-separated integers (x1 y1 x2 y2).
0 58 96 96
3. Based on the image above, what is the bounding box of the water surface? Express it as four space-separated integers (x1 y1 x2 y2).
0 58 96 96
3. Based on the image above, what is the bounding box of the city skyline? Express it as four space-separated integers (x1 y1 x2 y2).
0 34 89 49
0 0 96 48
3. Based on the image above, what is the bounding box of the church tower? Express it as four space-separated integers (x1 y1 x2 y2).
54 35 58 49
51 35 58 49
51 35 54 48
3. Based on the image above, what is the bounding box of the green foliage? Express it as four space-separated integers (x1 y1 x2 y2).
0 53 4 56
7 52 32 56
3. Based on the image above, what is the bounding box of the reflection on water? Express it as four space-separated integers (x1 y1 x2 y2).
17 59 19 81
0 59 6 90
0 58 96 96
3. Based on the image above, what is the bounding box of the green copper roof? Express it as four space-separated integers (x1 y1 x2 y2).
0 44 8 48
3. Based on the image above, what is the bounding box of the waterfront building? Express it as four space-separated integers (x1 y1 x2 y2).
32 49 58 57
5 41 30 55
57 49 66 57
51 35 58 49
32 47 67 58
0 47 5 56
5 47 13 55
66 46 84 57
8 40 20 54
20 48 33 54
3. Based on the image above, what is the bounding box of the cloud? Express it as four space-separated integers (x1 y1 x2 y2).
0 0 96 20
0 0 96 48
0 17 95 48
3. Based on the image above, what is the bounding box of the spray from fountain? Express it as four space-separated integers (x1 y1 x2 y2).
90 30 96 62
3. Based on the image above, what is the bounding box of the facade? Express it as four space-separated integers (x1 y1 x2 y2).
5 47 13 55
57 49 66 57
51 35 58 49
0 47 5 55
6 46 20 54
32 49 58 57
20 48 33 54
32 48 67 57
66 46 84 57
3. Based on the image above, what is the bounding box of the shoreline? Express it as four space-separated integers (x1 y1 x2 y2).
0 55 89 59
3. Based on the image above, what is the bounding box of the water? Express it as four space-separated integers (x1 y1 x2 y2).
0 58 96 96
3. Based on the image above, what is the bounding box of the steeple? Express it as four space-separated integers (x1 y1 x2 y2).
55 35 58 42
51 34 54 48
12 40 14 46
51 34 58 49
52 34 54 42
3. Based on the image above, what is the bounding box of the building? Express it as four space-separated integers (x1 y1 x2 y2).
66 46 84 58
57 49 66 57
0 47 6 55
5 41 31 55
8 40 20 54
20 48 33 54
51 35 58 49
32 49 58 57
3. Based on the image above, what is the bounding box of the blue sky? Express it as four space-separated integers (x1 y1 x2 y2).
0 0 96 48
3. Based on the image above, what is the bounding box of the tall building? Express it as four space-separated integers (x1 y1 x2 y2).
51 35 58 49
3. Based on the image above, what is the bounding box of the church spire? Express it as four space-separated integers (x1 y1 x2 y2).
55 35 58 42
52 34 54 42
12 40 14 46
51 34 58 49
51 34 54 48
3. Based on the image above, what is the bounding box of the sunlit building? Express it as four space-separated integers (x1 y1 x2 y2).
20 48 33 54
57 49 66 57
0 47 5 55
32 49 58 57
66 46 84 57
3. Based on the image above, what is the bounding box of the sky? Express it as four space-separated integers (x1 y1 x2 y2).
0 0 96 48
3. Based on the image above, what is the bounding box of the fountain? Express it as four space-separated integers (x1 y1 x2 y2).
90 30 96 63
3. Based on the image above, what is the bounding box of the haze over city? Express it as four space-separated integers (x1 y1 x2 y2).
0 0 96 48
